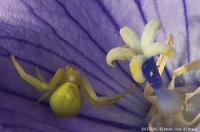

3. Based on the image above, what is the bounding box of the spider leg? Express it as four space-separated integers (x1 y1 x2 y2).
35 68 64 104
34 88 57 105
11 54 49 92
80 75 135 105
169 60 200 90
49 68 64 88
144 34 174 98
35 66 46 82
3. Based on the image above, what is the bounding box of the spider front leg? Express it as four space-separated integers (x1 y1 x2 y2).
35 65 65 88
11 54 65 103
11 55 49 92
80 76 135 105
35 67 65 104
35 66 47 82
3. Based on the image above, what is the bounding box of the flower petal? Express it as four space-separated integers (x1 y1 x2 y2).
0 0 150 131
0 90 144 132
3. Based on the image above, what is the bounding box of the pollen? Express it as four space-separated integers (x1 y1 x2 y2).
163 47 174 56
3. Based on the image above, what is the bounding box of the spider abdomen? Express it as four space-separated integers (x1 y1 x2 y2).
49 82 82 117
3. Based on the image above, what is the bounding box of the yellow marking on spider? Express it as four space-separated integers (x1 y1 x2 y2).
11 54 135 116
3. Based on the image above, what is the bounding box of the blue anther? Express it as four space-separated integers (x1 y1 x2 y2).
142 57 163 90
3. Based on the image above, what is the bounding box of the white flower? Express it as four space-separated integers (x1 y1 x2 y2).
106 19 174 83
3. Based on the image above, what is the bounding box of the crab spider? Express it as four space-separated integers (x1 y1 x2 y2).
10 55 135 117
106 19 175 83
142 43 200 129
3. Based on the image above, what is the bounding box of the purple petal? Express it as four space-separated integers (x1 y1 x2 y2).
0 0 150 131
1 0 200 131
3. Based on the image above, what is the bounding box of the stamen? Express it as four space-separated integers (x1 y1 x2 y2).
176 112 200 127
173 60 200 76
147 56 200 128
185 86 200 102
169 59 200 90
143 34 174 98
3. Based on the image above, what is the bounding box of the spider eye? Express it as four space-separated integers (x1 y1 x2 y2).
66 65 79 74
65 65 80 83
